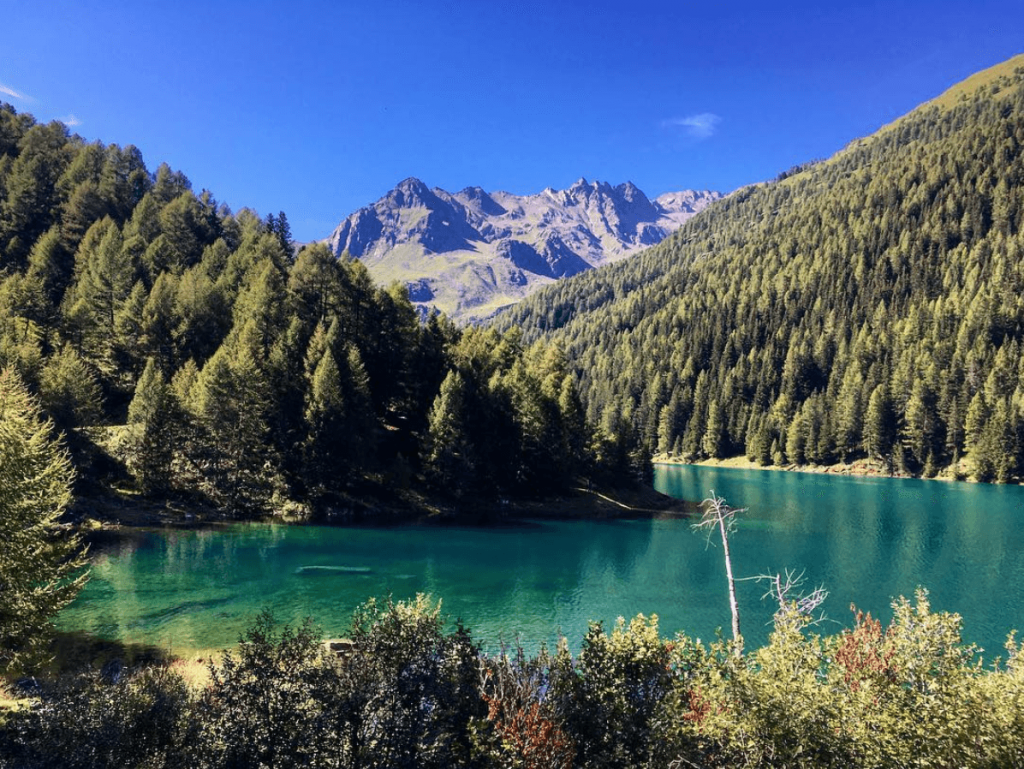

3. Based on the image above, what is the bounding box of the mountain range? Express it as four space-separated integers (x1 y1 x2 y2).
326 178 721 322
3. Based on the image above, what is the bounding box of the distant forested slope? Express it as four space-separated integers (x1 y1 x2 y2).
0 104 627 519
498 55 1024 482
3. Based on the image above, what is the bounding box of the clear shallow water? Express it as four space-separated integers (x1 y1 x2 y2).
58 466 1024 658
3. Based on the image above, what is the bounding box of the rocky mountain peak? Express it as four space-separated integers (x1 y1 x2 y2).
387 177 437 208
455 186 506 217
566 177 616 199
326 179 722 322
615 181 646 203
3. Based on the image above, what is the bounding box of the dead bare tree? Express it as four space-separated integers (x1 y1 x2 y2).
693 490 745 655
756 568 829 626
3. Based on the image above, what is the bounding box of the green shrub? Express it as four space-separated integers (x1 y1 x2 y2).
547 614 671 769
0 666 193 769
4 593 1024 768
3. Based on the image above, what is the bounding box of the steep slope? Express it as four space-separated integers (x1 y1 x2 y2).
326 178 720 322
498 54 1024 482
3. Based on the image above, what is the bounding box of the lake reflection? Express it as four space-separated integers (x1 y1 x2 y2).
60 467 1024 658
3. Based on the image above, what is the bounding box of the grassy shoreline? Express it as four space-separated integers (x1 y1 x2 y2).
653 453 980 483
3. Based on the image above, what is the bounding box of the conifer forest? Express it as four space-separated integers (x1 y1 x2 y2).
502 61 1024 483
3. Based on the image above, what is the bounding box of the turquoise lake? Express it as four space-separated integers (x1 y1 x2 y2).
58 465 1024 657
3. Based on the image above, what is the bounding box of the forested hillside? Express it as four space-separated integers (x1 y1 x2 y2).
0 103 625 519
499 55 1024 482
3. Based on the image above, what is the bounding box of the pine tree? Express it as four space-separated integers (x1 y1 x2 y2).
972 398 1018 482
498 358 554 489
288 244 344 328
0 316 44 385
423 370 474 496
747 413 772 466
64 217 136 369
964 391 990 455
113 280 149 376
170 358 200 408
0 122 71 266
302 348 347 494
127 357 167 425
37 346 103 430
194 332 277 513
865 383 898 470
302 321 331 388
173 264 228 366
158 193 205 269
124 357 175 491
683 372 710 458
701 398 726 459
833 364 864 461
25 225 71 311
558 373 587 474
231 259 288 359
123 192 162 248
785 405 807 465
903 378 942 471
0 369 88 671
657 389 688 457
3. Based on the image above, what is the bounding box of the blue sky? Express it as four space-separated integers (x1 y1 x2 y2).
2 0 1022 242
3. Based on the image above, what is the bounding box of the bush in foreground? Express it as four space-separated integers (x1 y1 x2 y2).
3 591 1024 768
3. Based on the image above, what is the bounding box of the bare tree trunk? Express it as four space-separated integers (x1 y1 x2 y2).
718 511 742 654
695 492 744 657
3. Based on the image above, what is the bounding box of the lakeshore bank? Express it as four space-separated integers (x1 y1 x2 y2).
653 454 976 483
71 480 692 534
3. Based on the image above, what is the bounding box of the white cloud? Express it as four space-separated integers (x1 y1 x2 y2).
662 112 721 139
0 82 30 102
60 114 82 127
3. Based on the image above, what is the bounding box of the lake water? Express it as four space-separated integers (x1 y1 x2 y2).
58 465 1024 658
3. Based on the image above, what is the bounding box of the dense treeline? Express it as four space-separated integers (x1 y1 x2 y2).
0 102 630 518
499 58 1024 482
3 592 1023 768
